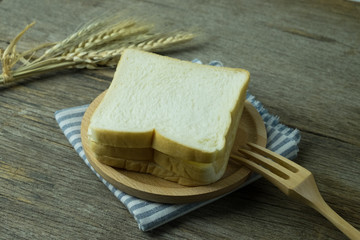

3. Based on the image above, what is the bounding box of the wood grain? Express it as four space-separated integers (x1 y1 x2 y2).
1 0 359 239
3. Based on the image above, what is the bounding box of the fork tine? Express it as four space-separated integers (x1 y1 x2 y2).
231 154 289 194
239 148 293 180
247 142 299 173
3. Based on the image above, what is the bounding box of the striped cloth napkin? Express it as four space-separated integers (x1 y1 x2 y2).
54 60 301 231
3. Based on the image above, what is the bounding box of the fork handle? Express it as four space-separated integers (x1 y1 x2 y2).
312 198 360 240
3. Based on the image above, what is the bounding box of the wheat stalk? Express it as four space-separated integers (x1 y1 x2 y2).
67 32 195 67
61 20 149 55
36 17 128 60
0 16 195 85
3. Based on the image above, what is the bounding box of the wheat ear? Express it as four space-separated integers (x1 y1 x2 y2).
64 32 196 68
0 17 196 85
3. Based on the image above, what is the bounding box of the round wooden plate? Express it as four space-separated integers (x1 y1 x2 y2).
81 92 267 204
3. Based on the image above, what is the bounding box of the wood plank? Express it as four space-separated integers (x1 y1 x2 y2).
0 0 359 239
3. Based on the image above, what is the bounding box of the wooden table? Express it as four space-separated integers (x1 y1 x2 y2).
1 0 359 239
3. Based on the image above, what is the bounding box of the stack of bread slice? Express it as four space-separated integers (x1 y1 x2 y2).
87 49 250 186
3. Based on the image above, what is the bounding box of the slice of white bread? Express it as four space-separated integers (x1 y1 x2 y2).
88 49 249 185
89 140 153 160
94 150 228 186
90 140 228 185
88 49 249 159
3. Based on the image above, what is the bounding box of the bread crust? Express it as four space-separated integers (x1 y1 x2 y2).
94 149 228 186
89 140 153 160
89 80 248 164
88 49 250 185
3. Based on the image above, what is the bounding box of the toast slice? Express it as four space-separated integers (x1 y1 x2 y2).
88 49 249 163
89 140 153 160
94 150 228 186
88 49 249 185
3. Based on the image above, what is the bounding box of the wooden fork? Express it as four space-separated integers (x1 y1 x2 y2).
231 142 360 240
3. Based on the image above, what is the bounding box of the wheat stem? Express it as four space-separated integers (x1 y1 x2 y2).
65 24 151 55
38 18 108 60
0 16 196 85
1 22 36 83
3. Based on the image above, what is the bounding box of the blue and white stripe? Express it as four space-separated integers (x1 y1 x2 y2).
54 60 300 231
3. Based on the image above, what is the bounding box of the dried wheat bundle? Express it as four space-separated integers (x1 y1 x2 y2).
0 17 195 85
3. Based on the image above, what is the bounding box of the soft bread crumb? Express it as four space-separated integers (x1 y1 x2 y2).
88 49 249 185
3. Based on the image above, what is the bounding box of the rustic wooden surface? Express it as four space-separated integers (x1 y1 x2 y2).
0 0 359 239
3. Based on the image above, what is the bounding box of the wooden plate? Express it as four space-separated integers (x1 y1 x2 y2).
81 92 267 204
